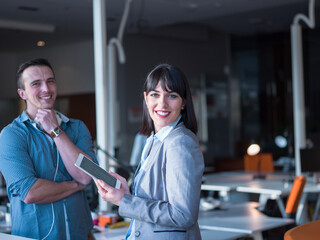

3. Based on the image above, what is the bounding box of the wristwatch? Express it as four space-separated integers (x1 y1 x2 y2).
50 126 63 138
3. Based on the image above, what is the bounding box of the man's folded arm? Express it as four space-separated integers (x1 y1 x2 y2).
24 179 87 204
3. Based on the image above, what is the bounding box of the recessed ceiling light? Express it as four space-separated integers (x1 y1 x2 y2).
37 41 45 47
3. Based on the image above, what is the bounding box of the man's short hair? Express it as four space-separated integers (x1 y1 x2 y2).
16 58 55 90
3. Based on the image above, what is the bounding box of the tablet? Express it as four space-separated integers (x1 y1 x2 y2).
75 153 121 189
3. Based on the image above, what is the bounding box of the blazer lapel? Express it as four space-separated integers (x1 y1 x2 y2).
141 139 162 172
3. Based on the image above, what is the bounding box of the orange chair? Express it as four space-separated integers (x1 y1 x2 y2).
284 220 320 240
285 176 306 218
244 153 274 172
260 176 306 220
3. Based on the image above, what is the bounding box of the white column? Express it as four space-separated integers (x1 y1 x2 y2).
93 0 109 211
106 0 131 162
107 43 117 162
291 24 307 176
290 0 315 176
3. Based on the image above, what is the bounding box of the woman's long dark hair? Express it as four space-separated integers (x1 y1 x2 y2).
140 64 198 136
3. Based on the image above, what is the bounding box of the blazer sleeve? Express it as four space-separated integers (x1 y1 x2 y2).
119 131 204 229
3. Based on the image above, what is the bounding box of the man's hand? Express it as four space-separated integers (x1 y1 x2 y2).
35 109 59 134
35 109 93 185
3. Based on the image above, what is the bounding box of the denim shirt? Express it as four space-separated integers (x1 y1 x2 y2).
0 110 97 240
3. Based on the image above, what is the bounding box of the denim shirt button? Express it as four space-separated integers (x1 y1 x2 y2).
135 231 140 237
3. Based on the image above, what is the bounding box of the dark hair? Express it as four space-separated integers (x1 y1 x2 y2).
16 58 55 90
140 63 198 136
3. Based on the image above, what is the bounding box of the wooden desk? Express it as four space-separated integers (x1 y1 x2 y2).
199 202 294 240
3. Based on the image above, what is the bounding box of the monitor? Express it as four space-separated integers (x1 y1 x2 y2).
300 148 320 173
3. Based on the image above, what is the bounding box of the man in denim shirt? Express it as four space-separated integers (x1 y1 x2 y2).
0 58 97 240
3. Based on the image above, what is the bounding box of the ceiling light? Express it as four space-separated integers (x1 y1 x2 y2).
0 19 55 33
37 41 46 47
247 144 261 156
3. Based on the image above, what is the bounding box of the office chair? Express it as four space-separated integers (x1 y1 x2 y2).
284 220 320 240
285 175 306 219
262 176 307 240
260 176 306 220
244 153 274 172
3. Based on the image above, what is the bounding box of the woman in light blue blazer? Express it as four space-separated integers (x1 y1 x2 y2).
95 64 204 240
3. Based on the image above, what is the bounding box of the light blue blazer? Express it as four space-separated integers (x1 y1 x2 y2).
119 122 204 240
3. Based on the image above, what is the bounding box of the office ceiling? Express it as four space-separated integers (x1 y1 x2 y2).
0 0 318 51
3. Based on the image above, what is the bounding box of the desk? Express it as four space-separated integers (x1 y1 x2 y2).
235 178 292 218
201 171 290 202
0 233 35 240
94 227 128 240
93 226 249 240
0 222 10 234
199 202 294 240
201 172 240 201
202 171 320 224
297 182 320 223
200 228 248 240
0 205 10 234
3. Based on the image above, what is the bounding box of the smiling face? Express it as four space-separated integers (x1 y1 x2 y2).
17 65 57 119
144 81 185 133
